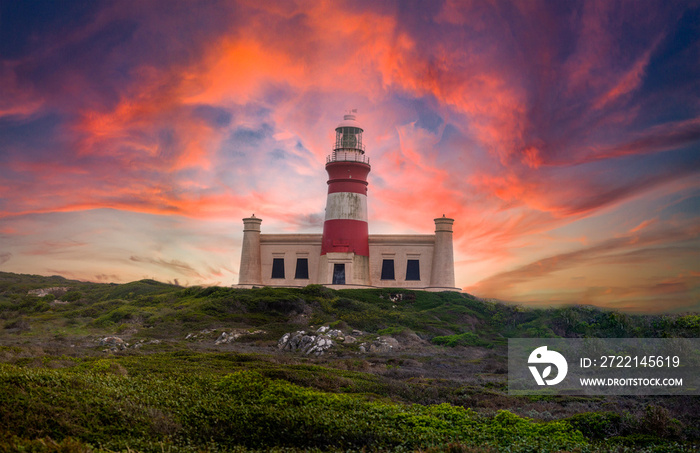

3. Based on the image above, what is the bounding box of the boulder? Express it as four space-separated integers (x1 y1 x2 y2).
360 336 400 354
132 339 161 349
215 332 242 345
278 329 335 356
99 336 128 352
369 336 400 353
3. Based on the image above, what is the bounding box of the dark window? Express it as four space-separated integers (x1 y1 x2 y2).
381 259 395 280
406 259 420 281
295 258 309 279
332 263 345 284
271 258 285 279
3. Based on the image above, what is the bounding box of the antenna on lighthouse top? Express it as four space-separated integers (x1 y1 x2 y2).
344 108 358 121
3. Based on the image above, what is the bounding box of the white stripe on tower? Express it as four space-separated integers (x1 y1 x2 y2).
324 192 368 221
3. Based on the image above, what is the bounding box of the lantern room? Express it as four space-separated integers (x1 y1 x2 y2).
334 111 365 153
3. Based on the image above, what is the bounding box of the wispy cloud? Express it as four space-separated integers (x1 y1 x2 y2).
129 255 204 279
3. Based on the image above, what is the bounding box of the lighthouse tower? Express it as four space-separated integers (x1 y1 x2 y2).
319 111 371 286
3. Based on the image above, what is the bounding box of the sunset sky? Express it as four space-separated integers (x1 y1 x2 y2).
1 0 699 313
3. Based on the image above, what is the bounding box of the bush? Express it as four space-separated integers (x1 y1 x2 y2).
60 291 82 302
432 332 492 348
0 432 94 453
256 297 306 314
198 298 243 316
333 297 365 312
641 405 683 439
3 317 30 332
302 284 335 299
92 305 141 327
567 411 623 439
377 326 405 336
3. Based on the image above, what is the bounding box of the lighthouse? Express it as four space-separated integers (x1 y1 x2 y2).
319 111 372 286
237 111 459 291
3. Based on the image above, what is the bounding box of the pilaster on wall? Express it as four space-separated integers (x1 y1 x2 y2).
238 215 262 286
428 216 458 290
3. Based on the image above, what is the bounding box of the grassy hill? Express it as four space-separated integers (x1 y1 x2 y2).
0 271 698 452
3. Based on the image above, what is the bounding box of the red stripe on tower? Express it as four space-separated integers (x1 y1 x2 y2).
321 113 371 256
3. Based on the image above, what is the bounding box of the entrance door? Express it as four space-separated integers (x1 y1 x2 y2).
332 263 345 285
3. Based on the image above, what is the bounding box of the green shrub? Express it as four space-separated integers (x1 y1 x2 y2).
91 305 141 327
256 297 306 314
333 297 365 312
302 284 335 299
0 432 94 453
567 411 623 439
3 317 30 332
432 332 492 348
641 405 683 439
675 315 700 330
60 291 83 302
377 326 405 336
198 298 242 316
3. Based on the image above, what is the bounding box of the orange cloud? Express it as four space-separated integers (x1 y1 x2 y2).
466 218 700 311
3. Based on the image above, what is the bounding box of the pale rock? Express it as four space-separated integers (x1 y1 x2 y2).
98 336 127 352
368 336 400 353
28 287 69 297
277 330 335 356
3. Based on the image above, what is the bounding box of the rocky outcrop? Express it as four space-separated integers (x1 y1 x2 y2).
185 328 266 345
98 336 161 352
277 326 344 356
185 328 218 340
278 327 401 356
214 329 265 345
359 336 400 353
133 339 161 349
27 287 69 297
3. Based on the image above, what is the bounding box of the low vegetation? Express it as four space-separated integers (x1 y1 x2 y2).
0 271 698 452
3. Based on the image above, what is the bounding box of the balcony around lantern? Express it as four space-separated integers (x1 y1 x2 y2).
326 150 370 165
